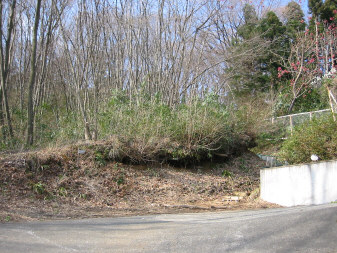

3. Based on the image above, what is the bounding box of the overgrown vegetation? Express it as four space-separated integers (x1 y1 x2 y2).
61 92 257 164
0 0 336 166
279 115 337 164
0 91 260 165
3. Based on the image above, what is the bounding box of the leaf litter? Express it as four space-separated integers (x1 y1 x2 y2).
0 145 278 222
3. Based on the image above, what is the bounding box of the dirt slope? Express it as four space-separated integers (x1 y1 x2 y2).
0 145 277 222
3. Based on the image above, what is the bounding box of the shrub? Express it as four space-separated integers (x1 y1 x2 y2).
92 92 255 164
2 89 259 165
279 115 337 164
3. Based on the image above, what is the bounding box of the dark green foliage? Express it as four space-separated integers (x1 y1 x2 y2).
320 0 337 22
275 86 329 115
232 8 287 95
308 0 324 16
238 4 259 39
279 115 337 164
284 1 306 36
243 4 258 25
259 11 286 40
308 0 336 31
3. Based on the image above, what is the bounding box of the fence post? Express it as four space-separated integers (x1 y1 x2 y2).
289 115 293 135
327 88 336 121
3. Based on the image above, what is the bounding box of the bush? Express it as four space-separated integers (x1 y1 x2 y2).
92 92 255 163
279 115 337 164
1 89 259 165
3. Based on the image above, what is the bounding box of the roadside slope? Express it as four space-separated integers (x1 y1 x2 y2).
0 145 277 222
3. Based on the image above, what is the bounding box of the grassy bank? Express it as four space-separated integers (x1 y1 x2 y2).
4 92 258 165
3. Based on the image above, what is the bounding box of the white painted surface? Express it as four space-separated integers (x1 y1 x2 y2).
260 160 337 207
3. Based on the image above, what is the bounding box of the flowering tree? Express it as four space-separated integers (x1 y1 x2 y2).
278 11 337 114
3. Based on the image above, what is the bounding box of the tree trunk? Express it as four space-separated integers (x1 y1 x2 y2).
0 0 16 139
288 98 297 114
26 0 42 146
0 94 6 141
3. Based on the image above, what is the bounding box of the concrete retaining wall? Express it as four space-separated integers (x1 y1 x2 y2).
260 160 337 207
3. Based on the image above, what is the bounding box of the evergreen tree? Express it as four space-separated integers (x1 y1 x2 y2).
229 7 287 95
308 0 324 29
320 0 337 23
284 1 306 37
238 4 259 39
259 11 286 40
308 0 324 16
307 0 337 31
258 12 287 91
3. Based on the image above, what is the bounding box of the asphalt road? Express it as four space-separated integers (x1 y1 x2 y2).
0 204 336 253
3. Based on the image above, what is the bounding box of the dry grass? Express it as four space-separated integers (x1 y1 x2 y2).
0 145 278 222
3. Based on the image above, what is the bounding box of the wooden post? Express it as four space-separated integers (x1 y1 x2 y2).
289 116 293 136
327 88 336 121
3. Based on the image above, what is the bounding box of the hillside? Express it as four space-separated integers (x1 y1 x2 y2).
0 144 277 222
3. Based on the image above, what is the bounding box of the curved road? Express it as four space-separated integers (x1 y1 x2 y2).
1 204 336 252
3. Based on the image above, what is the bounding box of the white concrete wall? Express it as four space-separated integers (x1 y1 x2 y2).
260 160 337 207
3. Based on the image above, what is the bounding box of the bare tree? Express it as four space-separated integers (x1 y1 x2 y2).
26 0 42 146
0 0 16 139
